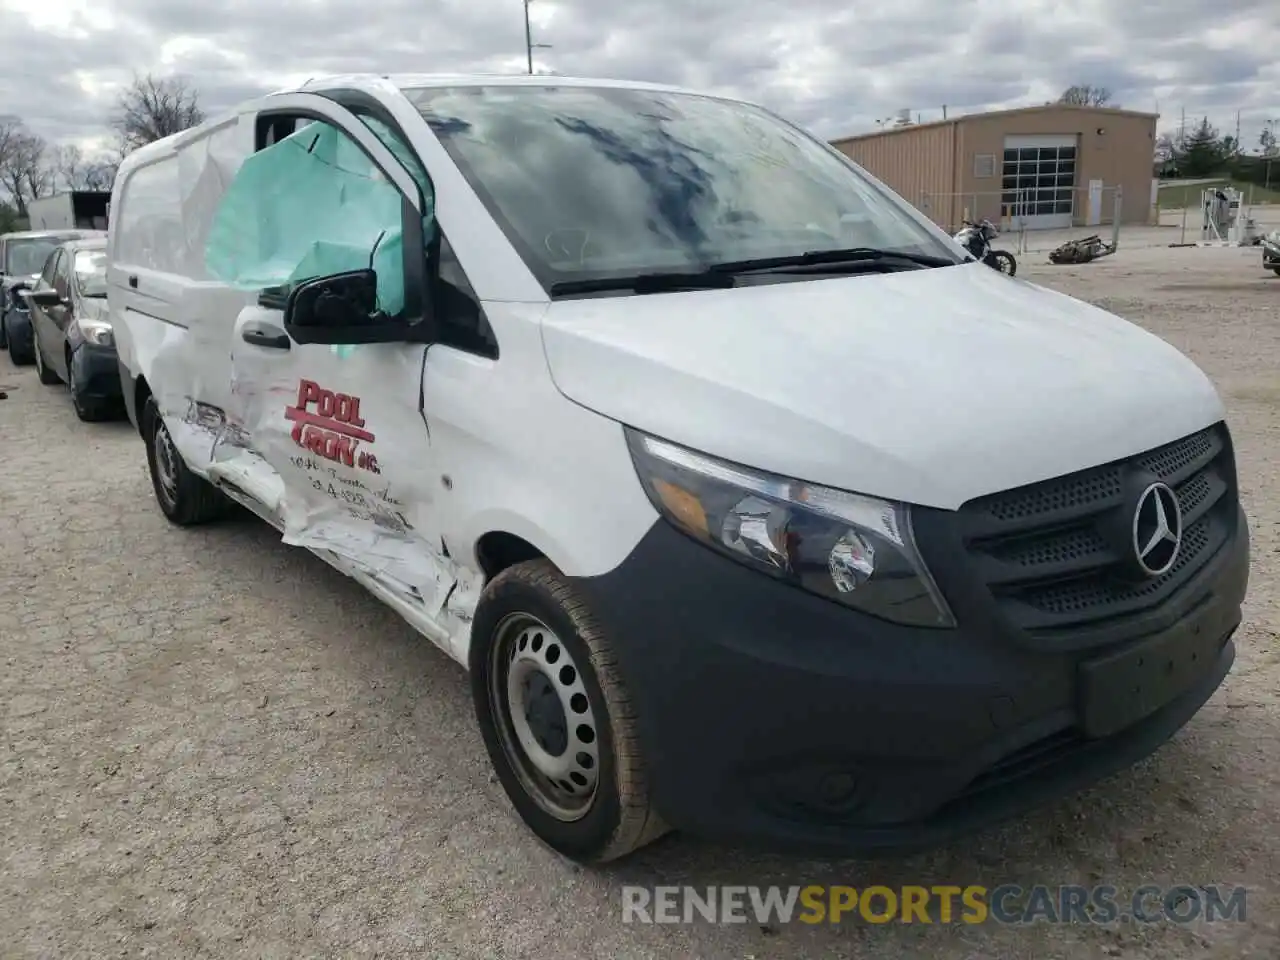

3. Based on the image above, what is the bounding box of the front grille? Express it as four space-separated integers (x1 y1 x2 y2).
954 424 1237 637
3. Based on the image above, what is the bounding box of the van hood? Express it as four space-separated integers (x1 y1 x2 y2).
538 263 1225 510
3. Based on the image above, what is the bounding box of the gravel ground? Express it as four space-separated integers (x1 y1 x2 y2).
1 247 1278 959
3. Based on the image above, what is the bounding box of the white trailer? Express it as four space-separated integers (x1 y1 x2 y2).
25 191 111 230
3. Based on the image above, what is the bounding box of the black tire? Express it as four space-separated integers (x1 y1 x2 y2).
991 250 1017 276
1271 266 1280 277
68 356 111 422
141 395 227 525
7 319 34 366
33 333 60 384
470 559 667 864
0 311 7 350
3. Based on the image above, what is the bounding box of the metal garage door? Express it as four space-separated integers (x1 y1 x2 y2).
1002 134 1077 230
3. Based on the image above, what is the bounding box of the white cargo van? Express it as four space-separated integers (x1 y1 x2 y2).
107 74 1250 863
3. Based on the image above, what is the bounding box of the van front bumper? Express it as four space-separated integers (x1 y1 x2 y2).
575 508 1248 857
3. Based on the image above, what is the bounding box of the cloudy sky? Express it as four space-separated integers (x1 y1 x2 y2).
1 0 1276 156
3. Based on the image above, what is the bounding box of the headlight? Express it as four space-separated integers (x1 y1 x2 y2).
79 319 114 346
625 429 955 628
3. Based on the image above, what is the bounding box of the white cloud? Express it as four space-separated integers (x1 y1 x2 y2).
0 0 1276 153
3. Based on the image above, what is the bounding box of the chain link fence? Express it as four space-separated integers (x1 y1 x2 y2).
913 186 1126 254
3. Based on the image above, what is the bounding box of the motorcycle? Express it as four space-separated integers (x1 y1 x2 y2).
954 218 1017 276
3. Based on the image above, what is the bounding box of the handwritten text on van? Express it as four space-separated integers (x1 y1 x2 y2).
284 379 380 473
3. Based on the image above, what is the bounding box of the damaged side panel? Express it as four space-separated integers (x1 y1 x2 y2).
146 103 471 660
112 116 261 482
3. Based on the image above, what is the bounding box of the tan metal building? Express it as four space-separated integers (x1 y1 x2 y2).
830 104 1159 231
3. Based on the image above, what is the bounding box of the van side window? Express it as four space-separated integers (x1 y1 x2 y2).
347 112 495 358
207 118 409 323
437 231 496 357
353 114 431 199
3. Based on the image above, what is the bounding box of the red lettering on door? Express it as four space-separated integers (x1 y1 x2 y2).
284 379 376 471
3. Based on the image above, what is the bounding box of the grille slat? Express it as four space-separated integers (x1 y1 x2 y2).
957 425 1236 636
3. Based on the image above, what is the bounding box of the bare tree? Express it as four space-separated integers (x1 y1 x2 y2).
52 143 86 189
50 144 117 191
0 118 52 216
1058 85 1114 108
110 73 204 152
82 159 117 191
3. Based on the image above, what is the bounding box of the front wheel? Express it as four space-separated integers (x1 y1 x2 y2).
1271 266 1280 277
990 250 1017 275
471 559 667 863
68 352 111 422
141 396 227 525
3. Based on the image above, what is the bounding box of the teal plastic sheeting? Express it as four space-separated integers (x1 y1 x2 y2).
204 121 427 316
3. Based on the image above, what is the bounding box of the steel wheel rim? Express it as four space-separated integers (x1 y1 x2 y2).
488 613 601 822
152 418 180 508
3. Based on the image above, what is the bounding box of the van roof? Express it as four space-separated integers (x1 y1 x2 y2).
1 229 106 241
301 73 720 100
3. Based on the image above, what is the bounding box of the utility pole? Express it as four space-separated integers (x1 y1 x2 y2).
523 0 552 74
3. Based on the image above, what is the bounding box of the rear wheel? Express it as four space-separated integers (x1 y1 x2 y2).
141 396 227 525
471 559 667 863
990 250 1017 275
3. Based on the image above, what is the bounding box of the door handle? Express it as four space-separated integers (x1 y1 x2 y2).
241 324 291 349
127 275 138 288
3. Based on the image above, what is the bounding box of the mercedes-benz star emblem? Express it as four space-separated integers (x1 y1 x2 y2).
1131 481 1183 577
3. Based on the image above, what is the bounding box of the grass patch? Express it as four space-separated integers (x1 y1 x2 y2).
1158 178 1280 208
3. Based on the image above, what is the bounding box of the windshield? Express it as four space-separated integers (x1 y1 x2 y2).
403 85 959 291
73 249 108 297
6 239 61 276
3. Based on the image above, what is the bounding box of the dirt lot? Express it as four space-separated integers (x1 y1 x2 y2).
2 247 1278 959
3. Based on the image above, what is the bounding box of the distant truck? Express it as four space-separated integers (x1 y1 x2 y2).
25 191 111 231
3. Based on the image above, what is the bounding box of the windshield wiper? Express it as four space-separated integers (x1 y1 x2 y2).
547 247 959 297
549 271 737 297
709 247 959 275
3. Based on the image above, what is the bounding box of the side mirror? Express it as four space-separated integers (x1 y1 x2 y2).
281 269 426 346
26 289 64 308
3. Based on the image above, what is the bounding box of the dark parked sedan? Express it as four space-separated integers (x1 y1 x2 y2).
0 228 105 363
1263 230 1280 276
22 237 122 421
